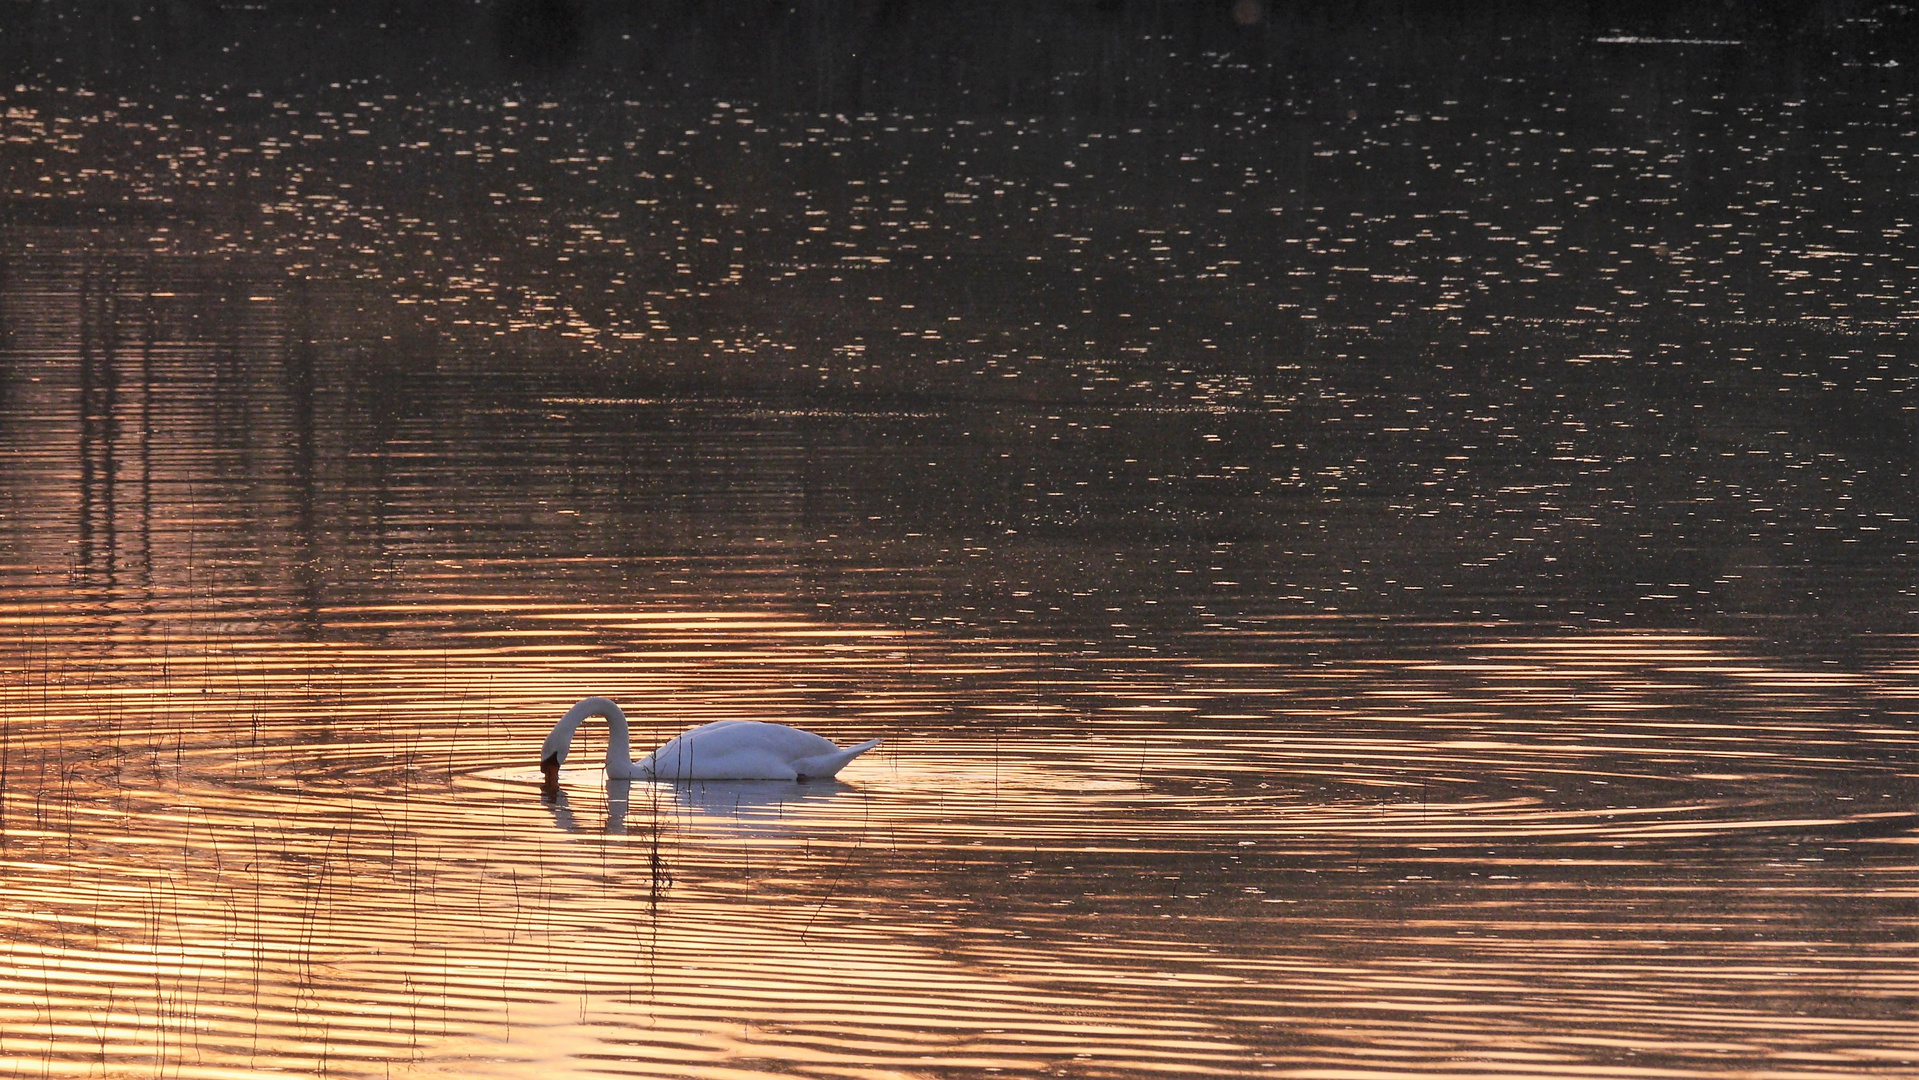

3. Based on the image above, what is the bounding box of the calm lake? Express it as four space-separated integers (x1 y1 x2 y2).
2 5 1917 1077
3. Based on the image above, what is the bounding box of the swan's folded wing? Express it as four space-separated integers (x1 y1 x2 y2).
792 738 882 780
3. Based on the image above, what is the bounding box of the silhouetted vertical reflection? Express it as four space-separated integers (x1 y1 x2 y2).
137 273 156 594
287 278 322 638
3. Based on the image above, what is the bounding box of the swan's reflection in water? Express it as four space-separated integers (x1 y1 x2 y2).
669 777 858 815
540 775 861 836
539 779 583 832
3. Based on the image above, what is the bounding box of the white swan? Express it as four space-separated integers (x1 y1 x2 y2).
539 696 881 782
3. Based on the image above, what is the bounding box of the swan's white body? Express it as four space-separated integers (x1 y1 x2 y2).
540 697 880 782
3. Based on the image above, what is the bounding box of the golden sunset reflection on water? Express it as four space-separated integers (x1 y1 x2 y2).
6 59 1919 1072
3 591 1916 1077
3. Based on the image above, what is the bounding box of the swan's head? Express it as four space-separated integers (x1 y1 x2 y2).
540 720 575 783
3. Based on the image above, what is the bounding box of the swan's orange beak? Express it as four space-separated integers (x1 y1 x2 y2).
540 756 559 784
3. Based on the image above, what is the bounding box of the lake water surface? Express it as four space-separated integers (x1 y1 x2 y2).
3 10 1919 1078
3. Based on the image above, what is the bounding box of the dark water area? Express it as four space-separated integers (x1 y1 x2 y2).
2 3 1917 1078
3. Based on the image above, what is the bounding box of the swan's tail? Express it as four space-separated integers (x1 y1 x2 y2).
792 738 882 781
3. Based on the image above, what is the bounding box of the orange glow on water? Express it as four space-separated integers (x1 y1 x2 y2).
2 244 1916 1077
4 598 1916 1077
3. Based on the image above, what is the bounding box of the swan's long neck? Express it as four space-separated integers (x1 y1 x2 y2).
541 697 636 780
